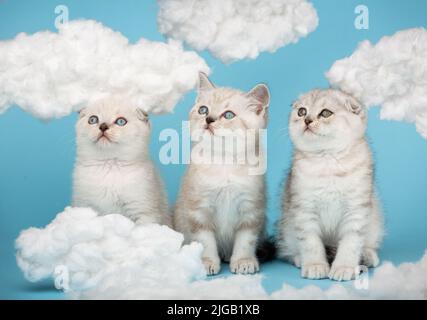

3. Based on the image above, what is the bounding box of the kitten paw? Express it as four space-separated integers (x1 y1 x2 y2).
362 248 380 267
293 256 302 268
329 265 357 281
301 263 330 279
202 257 221 276
230 256 259 274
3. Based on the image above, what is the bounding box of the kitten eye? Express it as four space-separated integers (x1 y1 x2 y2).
297 108 307 117
223 111 236 120
198 106 209 115
88 115 99 124
319 109 333 118
115 117 127 126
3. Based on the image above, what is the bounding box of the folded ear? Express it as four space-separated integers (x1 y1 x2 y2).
78 108 86 118
345 95 364 115
136 108 149 122
246 84 270 115
198 72 215 92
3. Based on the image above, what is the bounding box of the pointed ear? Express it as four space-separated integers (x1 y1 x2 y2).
198 72 215 92
345 95 364 115
246 84 270 115
136 108 149 122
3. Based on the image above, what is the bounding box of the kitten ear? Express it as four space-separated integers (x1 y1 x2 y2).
136 108 149 122
246 84 270 115
198 72 215 92
78 108 86 118
345 96 364 115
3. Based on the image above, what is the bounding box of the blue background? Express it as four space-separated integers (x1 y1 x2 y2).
0 0 426 299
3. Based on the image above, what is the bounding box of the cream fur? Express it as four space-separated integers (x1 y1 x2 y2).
277 89 384 281
72 98 169 225
174 73 269 275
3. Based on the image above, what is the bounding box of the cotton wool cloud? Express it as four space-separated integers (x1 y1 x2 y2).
157 0 319 63
0 20 210 120
326 28 427 139
16 207 427 299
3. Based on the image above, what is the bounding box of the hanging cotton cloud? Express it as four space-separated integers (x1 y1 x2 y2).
16 207 427 299
157 0 319 63
0 20 210 120
326 28 427 139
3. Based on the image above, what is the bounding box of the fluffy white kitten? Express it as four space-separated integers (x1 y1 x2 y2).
277 89 384 281
72 98 169 225
174 73 271 275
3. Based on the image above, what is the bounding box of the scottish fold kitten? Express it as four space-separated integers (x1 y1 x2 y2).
73 97 169 225
174 73 272 275
277 89 384 281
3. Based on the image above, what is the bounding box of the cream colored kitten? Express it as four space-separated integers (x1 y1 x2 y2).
174 73 271 275
73 97 169 225
277 89 384 281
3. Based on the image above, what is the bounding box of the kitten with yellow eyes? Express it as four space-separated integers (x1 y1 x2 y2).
72 97 169 225
277 89 384 281
174 73 273 275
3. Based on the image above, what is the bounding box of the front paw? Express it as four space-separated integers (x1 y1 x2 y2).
202 257 221 276
301 263 330 279
230 256 259 274
329 264 358 281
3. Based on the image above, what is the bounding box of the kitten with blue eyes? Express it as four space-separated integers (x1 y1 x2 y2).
276 89 384 281
72 97 169 225
174 72 273 275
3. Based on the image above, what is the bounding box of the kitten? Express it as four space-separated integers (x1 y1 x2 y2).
174 73 271 275
277 89 384 281
72 97 169 225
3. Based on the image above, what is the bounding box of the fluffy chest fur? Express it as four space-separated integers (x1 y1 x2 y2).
73 160 151 216
191 165 264 258
291 146 372 241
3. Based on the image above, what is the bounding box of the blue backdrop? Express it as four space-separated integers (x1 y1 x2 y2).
1 0 426 299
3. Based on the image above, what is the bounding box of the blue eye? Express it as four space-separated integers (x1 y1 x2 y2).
88 115 99 124
223 111 236 120
115 117 127 126
198 106 209 115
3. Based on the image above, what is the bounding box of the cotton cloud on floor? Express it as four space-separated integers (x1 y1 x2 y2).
0 20 209 120
15 207 267 299
16 207 427 299
157 0 319 63
326 28 427 139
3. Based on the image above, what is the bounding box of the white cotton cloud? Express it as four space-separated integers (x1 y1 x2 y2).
15 207 207 297
272 253 427 299
16 207 427 299
0 20 210 119
157 0 319 63
326 28 427 139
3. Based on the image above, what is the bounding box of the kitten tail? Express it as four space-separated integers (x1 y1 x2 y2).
256 236 276 262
